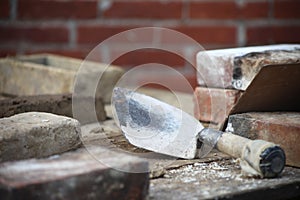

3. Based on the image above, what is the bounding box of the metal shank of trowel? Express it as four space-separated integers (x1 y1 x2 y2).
198 128 286 178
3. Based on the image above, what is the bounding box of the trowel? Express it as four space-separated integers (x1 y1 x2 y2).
112 87 286 178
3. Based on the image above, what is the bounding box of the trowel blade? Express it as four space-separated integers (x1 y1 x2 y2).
112 87 204 159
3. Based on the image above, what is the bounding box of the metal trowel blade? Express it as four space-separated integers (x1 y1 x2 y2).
112 87 214 159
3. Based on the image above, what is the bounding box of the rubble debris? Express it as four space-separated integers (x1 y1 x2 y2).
150 159 300 200
0 112 81 162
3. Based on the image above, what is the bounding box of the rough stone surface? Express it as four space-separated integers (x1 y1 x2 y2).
197 44 300 90
150 159 300 200
193 87 242 126
226 112 300 167
0 112 81 162
0 147 149 200
0 94 106 124
0 54 124 103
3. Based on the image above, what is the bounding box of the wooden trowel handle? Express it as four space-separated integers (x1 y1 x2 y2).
217 132 285 178
201 129 286 178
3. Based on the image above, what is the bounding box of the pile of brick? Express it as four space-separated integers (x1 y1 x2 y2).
194 44 300 167
0 54 149 199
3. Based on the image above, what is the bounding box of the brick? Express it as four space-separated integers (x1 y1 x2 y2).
0 112 81 162
103 1 182 19
0 25 69 44
0 147 149 199
77 25 136 44
0 50 16 58
171 26 237 45
226 112 300 167
190 1 269 19
196 44 300 89
274 0 300 19
239 1 269 19
25 49 91 60
128 66 197 93
190 1 238 19
247 26 300 45
18 0 97 19
193 87 242 125
0 94 106 124
111 49 186 68
0 54 124 103
0 0 10 19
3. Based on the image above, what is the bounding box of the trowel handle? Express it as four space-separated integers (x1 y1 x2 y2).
200 129 286 178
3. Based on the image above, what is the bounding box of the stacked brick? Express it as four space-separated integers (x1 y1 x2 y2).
194 44 300 167
0 0 300 91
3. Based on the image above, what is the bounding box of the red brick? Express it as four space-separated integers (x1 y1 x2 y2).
240 1 269 19
227 112 300 167
127 67 197 93
0 148 149 199
247 26 300 45
0 50 16 58
190 1 269 19
193 87 242 125
169 26 237 45
25 49 91 60
274 0 300 19
77 25 137 44
0 25 69 44
190 1 238 19
0 0 10 19
103 1 182 19
111 49 186 68
18 0 97 19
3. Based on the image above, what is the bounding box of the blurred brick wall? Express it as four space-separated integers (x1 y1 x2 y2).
0 0 299 91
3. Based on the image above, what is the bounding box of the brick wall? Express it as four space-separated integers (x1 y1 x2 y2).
0 0 299 91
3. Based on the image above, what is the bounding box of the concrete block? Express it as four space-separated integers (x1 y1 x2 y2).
226 112 300 167
0 147 149 200
0 54 124 103
193 87 242 125
0 94 106 124
0 112 81 162
197 44 300 90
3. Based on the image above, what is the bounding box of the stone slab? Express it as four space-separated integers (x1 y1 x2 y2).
193 87 242 126
0 54 124 103
0 94 106 124
0 147 149 200
197 44 300 90
226 112 300 167
0 112 81 162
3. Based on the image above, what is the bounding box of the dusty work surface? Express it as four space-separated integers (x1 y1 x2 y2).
81 118 300 200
